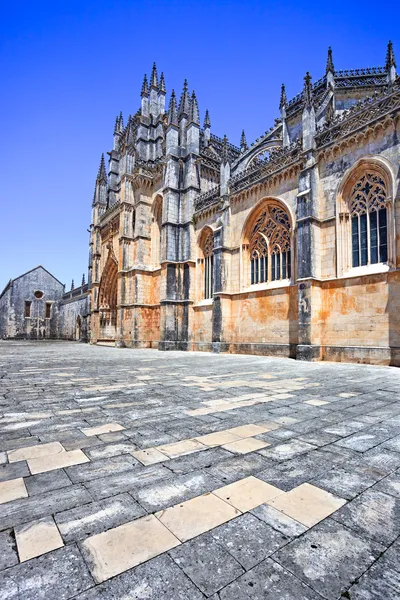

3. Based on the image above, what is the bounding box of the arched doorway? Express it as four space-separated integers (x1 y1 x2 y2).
98 246 118 340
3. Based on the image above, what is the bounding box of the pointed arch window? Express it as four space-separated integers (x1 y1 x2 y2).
350 173 388 267
202 231 214 299
250 205 291 284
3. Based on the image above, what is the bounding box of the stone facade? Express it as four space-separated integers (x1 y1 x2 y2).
0 266 89 341
88 43 400 365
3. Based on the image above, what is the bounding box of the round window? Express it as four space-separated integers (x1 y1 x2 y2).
34 290 44 299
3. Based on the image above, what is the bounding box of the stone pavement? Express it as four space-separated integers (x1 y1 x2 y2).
1 341 400 599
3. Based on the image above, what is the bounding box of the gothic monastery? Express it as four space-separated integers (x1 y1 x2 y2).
2 43 400 365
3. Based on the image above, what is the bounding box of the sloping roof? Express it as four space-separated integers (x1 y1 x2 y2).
0 265 65 300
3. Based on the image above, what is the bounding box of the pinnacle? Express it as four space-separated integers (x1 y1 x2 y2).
97 153 107 181
167 89 178 126
279 83 287 110
303 72 313 107
150 62 159 89
221 134 229 164
326 46 335 74
81 273 86 286
159 72 166 93
386 40 396 70
240 129 248 151
204 109 211 128
189 91 199 125
178 79 190 117
141 74 149 97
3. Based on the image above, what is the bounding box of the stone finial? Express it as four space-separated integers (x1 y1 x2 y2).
119 111 124 129
97 154 107 182
178 79 190 117
141 74 149 97
279 83 288 110
150 62 159 89
326 46 335 74
81 273 85 286
386 40 396 70
167 89 178 126
240 129 248 152
221 134 229 164
71 279 74 290
204 109 211 128
303 72 313 107
159 72 166 94
189 91 200 125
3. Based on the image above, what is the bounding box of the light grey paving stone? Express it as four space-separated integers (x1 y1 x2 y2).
169 535 245 596
372 472 400 498
382 435 400 452
74 552 204 599
259 440 316 461
263 428 299 440
0 529 18 571
84 464 174 500
208 513 289 570
296 431 342 447
218 557 322 600
323 421 367 437
62 437 103 451
332 489 400 546
167 447 234 475
273 518 384 600
97 432 127 443
353 448 400 474
0 544 93 599
0 484 92 531
65 455 138 483
346 559 400 599
312 467 384 500
55 493 146 542
85 442 137 460
0 461 30 482
250 503 308 538
334 429 395 452
134 469 222 512
207 454 270 485
24 469 72 496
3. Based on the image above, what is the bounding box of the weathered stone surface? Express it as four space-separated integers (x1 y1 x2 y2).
169 535 245 596
0 530 18 571
273 518 384 599
251 503 308 538
218 558 322 599
55 493 146 542
209 513 289 570
0 545 93 599
84 465 174 500
74 554 204 599
24 469 72 496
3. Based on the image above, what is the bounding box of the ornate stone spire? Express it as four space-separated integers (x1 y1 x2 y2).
71 279 74 291
386 40 396 70
159 72 166 93
204 109 211 128
221 134 229 164
119 111 124 129
150 62 159 89
81 273 85 286
240 129 248 152
178 79 190 117
189 91 200 124
97 154 107 182
303 72 313 107
326 46 335 74
279 83 287 110
141 74 149 97
167 89 178 126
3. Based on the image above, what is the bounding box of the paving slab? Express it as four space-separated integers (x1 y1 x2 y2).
15 516 64 561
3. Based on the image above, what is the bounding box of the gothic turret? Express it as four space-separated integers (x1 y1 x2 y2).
386 41 397 84
166 90 179 155
150 62 159 117
187 91 200 154
279 84 290 147
203 109 211 145
302 72 316 152
141 74 149 118
326 47 335 88
159 72 166 114
240 130 248 152
220 135 230 195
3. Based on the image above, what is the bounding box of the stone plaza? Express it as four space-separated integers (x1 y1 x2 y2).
1 341 400 599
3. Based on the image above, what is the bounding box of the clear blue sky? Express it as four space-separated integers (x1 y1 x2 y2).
0 0 398 288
